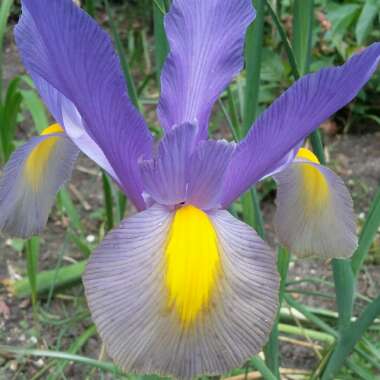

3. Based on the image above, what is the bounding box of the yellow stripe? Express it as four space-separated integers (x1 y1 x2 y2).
24 124 64 191
165 205 220 327
296 148 329 210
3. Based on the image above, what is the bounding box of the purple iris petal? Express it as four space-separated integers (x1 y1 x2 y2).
221 43 380 207
158 0 255 140
187 140 235 210
0 134 78 238
31 73 121 185
140 123 197 206
15 0 153 210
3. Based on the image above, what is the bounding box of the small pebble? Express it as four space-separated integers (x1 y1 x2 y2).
35 359 44 368
86 234 96 243
9 360 18 371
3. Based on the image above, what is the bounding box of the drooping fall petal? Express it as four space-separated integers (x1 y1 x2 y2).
0 125 78 237
83 204 279 380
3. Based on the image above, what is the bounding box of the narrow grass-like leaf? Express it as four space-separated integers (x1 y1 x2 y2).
20 89 49 133
102 171 114 231
0 0 13 101
249 357 277 380
242 0 265 134
85 0 95 17
50 325 97 378
352 186 380 276
104 0 140 109
58 188 83 234
153 0 169 85
355 0 379 45
0 76 22 162
321 294 380 379
6 260 87 298
25 237 40 306
0 345 123 375
292 0 314 76
278 323 334 344
68 231 92 258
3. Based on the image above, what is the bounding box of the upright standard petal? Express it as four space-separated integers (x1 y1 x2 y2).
84 205 279 380
0 125 78 238
274 149 357 258
187 140 235 210
15 0 153 209
158 0 255 140
222 43 380 206
139 123 197 206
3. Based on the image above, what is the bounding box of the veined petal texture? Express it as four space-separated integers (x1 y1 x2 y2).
274 160 357 258
15 0 153 209
140 124 235 210
158 0 255 140
83 205 279 379
0 131 78 238
222 43 380 206
139 123 197 206
187 140 235 210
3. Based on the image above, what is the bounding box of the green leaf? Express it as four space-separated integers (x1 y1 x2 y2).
153 0 169 83
293 0 314 75
20 89 49 133
104 0 140 110
57 188 83 233
355 0 379 45
25 237 40 306
10 260 87 298
352 186 380 276
0 345 122 375
0 0 14 101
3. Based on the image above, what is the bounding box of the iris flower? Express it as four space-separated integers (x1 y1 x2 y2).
0 0 379 378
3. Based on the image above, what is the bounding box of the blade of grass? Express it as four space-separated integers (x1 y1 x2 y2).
278 323 334 344
351 186 380 276
58 188 83 234
321 294 380 379
46 234 71 308
20 89 49 133
25 237 40 306
249 357 277 380
0 345 123 375
0 0 13 101
85 0 95 17
265 247 290 378
292 0 314 76
242 0 265 135
102 171 114 231
6 260 87 298
284 294 337 337
104 0 140 110
50 325 97 378
153 0 169 85
0 76 22 162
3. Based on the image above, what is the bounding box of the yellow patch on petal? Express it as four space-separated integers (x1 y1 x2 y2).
296 147 320 164
165 205 220 327
296 148 329 211
24 124 64 191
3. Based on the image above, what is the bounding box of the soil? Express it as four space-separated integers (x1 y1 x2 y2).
1 29 380 380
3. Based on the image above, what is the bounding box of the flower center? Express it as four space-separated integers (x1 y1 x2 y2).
164 205 221 327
